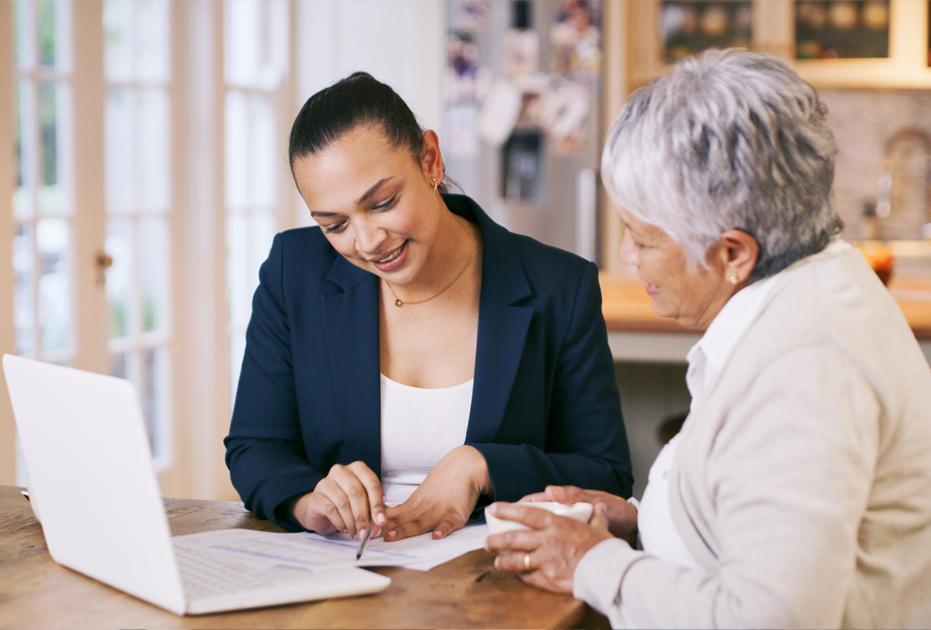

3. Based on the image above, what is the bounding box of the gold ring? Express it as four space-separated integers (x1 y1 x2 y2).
523 552 531 571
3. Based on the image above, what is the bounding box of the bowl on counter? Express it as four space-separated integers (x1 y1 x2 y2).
856 241 895 285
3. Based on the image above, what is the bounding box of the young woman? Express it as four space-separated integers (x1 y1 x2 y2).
225 72 632 543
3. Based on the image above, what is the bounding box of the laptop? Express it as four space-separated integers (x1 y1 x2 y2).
3 354 390 616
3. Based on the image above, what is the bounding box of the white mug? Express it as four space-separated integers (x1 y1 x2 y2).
485 501 593 534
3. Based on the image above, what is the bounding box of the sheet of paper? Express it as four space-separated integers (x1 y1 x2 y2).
174 523 490 572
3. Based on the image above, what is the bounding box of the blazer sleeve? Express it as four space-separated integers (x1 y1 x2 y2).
224 233 324 530
469 261 634 501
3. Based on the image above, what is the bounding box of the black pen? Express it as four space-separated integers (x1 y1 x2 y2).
356 519 375 560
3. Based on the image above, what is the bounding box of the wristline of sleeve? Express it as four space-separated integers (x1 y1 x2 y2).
467 441 549 503
573 537 640 614
263 471 325 531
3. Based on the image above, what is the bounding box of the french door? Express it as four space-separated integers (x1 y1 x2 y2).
6 0 176 490
2 0 293 500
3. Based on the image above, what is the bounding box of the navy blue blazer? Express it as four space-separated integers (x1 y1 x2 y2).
225 195 632 530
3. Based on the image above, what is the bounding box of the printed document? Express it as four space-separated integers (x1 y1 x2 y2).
174 523 490 573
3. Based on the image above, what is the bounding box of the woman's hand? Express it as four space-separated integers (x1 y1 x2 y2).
291 461 387 539
521 485 638 546
484 501 615 593
383 445 491 541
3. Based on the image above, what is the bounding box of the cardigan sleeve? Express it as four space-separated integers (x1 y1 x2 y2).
224 233 325 530
573 343 880 628
469 261 634 501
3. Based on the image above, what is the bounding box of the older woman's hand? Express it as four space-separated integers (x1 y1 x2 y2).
520 485 638 546
484 501 614 593
383 445 491 541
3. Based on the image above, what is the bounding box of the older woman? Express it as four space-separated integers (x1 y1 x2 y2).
485 50 931 628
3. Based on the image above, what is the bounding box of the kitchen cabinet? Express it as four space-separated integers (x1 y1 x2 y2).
598 0 931 272
794 0 931 88
617 0 931 91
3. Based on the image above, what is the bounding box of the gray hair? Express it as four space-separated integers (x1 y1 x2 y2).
602 49 843 281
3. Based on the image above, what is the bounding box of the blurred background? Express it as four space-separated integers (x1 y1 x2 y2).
2 0 930 501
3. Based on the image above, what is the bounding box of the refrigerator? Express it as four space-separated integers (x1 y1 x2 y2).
444 0 604 262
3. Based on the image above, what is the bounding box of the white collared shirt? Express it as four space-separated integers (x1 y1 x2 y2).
638 239 850 567
687 239 849 410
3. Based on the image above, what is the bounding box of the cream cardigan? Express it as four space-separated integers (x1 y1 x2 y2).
574 244 931 628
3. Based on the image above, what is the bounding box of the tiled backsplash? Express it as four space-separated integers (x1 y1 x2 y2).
820 89 931 242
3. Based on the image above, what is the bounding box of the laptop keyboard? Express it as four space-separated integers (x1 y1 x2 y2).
175 544 301 600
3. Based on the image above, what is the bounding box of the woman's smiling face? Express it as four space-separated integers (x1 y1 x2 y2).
291 124 444 287
618 208 733 330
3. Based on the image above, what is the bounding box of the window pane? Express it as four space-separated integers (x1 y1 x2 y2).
135 0 169 81
36 0 57 67
110 351 127 379
106 87 133 213
225 0 260 85
264 0 289 87
104 0 133 81
139 217 168 333
137 89 169 211
226 213 250 326
225 91 249 208
13 224 36 357
249 95 275 207
13 79 34 219
110 351 138 406
106 219 133 339
13 0 26 68
38 81 66 215
36 218 71 353
141 346 168 459
251 211 274 277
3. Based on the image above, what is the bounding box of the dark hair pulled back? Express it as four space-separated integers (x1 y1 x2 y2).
289 72 448 193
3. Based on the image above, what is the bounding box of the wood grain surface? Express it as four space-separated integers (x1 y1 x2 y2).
600 273 931 338
0 486 608 629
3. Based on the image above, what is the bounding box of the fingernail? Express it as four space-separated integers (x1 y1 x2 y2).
376 513 386 525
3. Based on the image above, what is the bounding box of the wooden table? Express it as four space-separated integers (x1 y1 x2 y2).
0 486 608 629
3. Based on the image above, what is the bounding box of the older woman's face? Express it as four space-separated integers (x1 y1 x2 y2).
618 209 733 330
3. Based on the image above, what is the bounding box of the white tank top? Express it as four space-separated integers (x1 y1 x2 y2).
379 374 473 506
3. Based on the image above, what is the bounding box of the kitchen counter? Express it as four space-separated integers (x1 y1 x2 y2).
600 274 931 364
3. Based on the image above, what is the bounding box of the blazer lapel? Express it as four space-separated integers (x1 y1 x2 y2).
461 197 534 443
321 255 382 477
468 285 533 443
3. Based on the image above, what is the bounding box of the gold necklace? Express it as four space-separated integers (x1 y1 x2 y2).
385 231 476 307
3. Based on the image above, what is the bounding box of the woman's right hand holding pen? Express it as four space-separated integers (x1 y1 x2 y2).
291 461 387 540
